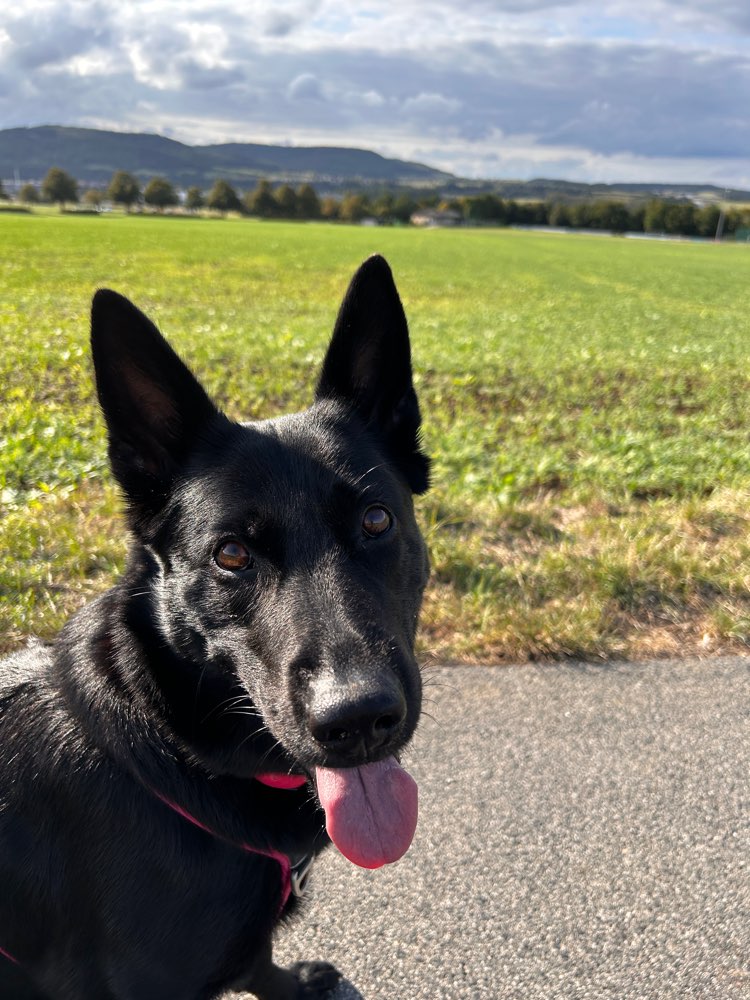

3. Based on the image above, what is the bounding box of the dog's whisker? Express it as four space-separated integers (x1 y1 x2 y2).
349 462 388 488
203 694 255 724
193 664 210 728
222 710 265 723
244 739 287 767
419 667 460 696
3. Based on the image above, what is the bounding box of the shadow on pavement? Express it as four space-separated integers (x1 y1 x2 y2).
234 977 363 999
330 979 364 999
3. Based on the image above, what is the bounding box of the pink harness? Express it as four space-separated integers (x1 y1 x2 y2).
1 773 310 970
153 772 311 913
153 790 294 903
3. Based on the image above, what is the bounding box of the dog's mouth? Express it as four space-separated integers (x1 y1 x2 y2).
314 756 418 869
251 668 420 868
258 756 418 869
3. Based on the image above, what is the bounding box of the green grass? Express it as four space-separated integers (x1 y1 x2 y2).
2 214 750 661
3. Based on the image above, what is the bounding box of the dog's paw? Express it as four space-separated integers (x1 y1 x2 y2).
288 960 341 997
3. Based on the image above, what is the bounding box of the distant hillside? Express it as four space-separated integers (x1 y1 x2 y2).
0 125 452 190
1 126 748 203
446 176 750 204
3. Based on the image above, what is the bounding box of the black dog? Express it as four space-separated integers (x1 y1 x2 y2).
0 255 430 1000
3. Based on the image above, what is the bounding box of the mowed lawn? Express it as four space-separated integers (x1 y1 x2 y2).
2 213 750 661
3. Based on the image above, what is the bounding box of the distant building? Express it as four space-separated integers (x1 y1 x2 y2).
410 208 463 228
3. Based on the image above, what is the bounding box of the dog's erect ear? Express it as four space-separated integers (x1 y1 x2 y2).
91 290 223 519
315 255 430 494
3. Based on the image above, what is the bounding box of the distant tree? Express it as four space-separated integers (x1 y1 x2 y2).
504 199 521 225
725 208 750 236
643 199 668 233
185 186 205 211
587 201 608 230
296 183 321 220
373 190 420 224
372 191 395 222
509 200 545 225
19 183 39 204
274 184 298 218
465 194 506 224
41 167 78 207
568 201 591 229
144 176 179 211
320 196 340 220
417 193 440 210
628 205 646 232
438 197 463 214
453 197 470 220
695 205 721 238
568 202 592 228
0 180 8 201
83 188 105 208
339 192 371 223
529 201 548 225
590 200 631 233
245 179 277 218
548 202 572 227
206 179 241 215
663 202 697 236
108 171 141 211
392 194 418 223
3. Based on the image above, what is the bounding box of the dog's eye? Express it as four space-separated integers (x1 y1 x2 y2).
362 505 393 538
214 540 254 572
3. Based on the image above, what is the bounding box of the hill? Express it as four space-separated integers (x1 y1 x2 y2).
0 126 452 190
1 126 748 203
446 176 750 204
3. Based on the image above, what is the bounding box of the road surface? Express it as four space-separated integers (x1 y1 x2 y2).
270 657 749 999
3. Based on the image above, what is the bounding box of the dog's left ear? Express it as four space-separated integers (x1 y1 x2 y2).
315 255 430 494
91 289 224 526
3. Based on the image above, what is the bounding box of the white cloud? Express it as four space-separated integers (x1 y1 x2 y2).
0 0 748 187
287 72 325 101
402 92 462 117
353 89 387 107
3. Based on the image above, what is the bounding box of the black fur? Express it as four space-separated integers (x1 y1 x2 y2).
0 256 429 1000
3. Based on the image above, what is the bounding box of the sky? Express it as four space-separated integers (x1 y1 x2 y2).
0 0 749 188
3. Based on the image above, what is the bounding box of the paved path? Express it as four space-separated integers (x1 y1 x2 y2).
270 657 749 999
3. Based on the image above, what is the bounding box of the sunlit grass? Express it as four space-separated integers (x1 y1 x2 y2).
2 214 750 661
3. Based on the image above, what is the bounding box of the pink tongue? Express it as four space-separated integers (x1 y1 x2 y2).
315 757 418 869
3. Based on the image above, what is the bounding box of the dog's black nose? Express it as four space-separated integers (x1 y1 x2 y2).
308 688 406 756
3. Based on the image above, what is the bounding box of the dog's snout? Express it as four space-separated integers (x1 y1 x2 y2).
308 687 406 757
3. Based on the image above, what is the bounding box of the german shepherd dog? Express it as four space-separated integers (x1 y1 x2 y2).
0 256 430 999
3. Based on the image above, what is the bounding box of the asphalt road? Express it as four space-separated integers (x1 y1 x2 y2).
269 657 749 1000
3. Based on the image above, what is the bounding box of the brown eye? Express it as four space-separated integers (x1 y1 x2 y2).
363 505 393 538
215 540 253 572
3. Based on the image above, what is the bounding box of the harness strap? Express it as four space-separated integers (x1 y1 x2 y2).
151 786 318 912
0 776 311 969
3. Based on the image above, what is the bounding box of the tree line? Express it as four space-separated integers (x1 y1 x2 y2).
2 166 749 238
454 193 749 238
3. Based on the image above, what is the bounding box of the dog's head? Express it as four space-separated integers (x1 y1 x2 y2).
91 256 429 866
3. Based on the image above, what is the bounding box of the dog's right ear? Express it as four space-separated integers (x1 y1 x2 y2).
315 256 430 494
91 290 223 523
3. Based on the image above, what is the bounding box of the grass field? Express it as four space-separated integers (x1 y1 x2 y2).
2 213 750 662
